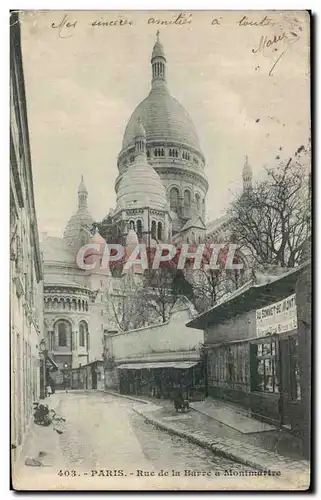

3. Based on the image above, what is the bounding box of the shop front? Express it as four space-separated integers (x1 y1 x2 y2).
187 263 310 437
117 360 204 401
249 330 302 431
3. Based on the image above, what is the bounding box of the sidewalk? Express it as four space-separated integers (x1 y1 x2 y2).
12 394 66 491
132 400 309 484
103 390 309 487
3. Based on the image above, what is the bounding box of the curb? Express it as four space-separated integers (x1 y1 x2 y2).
133 405 309 476
99 389 149 405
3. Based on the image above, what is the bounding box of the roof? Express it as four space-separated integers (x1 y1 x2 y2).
151 33 166 60
116 152 168 211
78 175 88 194
117 361 198 370
206 214 230 235
63 207 94 246
121 85 201 153
44 276 91 291
186 261 311 330
181 215 206 232
41 236 76 264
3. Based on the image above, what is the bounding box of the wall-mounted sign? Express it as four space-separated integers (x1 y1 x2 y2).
256 294 297 337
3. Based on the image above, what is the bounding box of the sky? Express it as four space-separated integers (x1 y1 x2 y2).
19 10 310 237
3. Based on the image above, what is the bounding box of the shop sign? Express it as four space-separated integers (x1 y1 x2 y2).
256 294 297 337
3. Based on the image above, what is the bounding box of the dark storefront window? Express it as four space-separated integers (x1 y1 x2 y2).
288 336 301 401
251 338 279 394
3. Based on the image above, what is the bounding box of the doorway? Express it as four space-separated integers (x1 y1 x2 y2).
91 365 97 389
279 334 301 431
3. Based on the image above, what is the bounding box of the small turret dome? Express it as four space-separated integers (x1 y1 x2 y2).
64 176 94 248
243 155 252 177
117 119 168 211
152 31 166 60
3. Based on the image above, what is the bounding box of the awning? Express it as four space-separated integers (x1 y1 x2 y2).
116 361 198 370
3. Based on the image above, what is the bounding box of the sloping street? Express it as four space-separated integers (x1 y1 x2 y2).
15 391 272 491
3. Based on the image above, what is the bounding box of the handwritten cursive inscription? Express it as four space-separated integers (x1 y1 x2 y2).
252 33 286 54
238 15 276 27
91 17 133 27
147 12 192 26
252 31 300 76
51 14 77 38
211 17 222 26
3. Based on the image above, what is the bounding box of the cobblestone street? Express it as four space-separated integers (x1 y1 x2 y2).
58 391 247 472
14 391 308 491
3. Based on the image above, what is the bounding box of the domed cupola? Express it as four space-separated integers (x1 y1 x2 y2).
116 120 168 211
119 32 202 154
64 176 94 248
152 30 166 60
116 32 208 234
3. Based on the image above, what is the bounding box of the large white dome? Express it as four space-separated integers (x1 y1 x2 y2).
121 33 201 156
116 158 168 211
122 85 201 153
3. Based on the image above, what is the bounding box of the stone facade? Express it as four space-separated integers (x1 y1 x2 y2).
104 299 203 392
10 13 44 462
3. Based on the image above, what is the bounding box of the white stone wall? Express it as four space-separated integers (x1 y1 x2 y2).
109 307 203 363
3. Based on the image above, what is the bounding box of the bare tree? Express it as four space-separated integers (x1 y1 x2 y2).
229 145 311 268
141 268 179 324
185 243 247 313
106 274 148 332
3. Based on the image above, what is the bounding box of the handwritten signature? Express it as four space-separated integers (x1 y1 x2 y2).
252 31 300 76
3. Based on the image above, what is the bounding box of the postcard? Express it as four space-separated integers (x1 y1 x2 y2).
10 10 311 491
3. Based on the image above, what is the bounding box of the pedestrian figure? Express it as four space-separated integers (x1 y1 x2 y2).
47 384 52 397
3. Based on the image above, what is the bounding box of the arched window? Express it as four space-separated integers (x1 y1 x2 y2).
157 222 162 241
129 220 135 231
137 219 143 239
151 220 157 239
154 149 158 157
79 321 87 348
147 150 150 158
175 150 178 158
161 148 165 157
170 187 179 212
195 193 201 211
184 190 191 208
57 321 69 347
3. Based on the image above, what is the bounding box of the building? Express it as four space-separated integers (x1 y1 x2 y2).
186 262 311 456
99 33 252 249
104 297 204 401
10 12 44 461
40 33 252 384
41 197 110 388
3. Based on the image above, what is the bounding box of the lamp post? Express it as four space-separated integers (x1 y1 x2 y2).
39 339 48 399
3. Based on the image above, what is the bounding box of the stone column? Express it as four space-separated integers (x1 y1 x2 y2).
295 263 311 460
